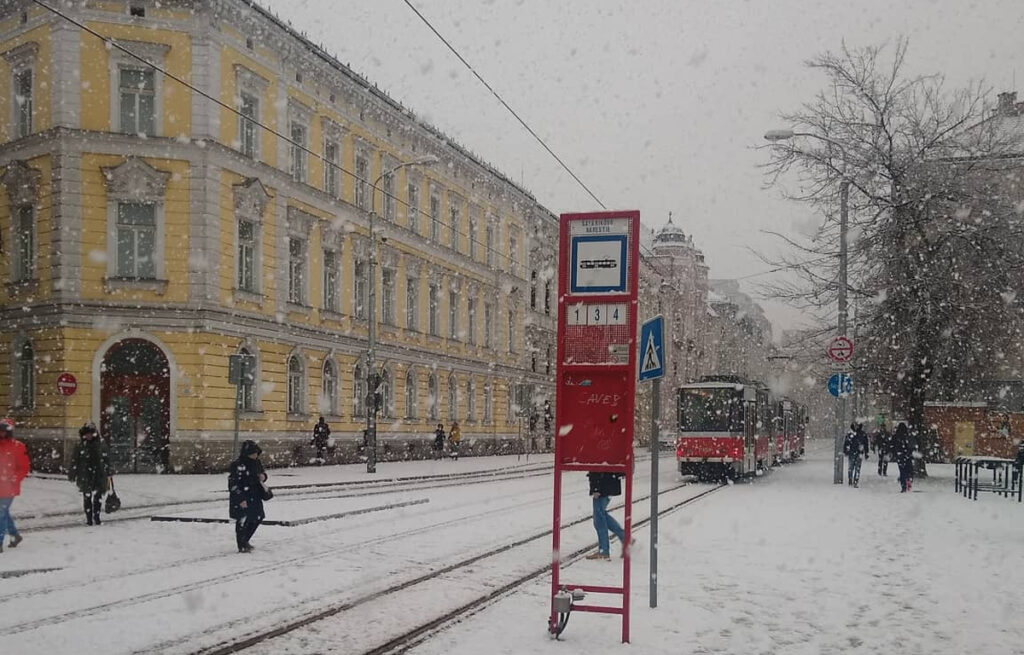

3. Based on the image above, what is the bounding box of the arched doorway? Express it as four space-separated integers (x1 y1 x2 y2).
100 338 171 473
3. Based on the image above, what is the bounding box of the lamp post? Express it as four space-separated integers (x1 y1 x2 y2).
366 154 439 474
765 129 850 484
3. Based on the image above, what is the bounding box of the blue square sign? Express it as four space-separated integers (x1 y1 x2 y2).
639 316 664 381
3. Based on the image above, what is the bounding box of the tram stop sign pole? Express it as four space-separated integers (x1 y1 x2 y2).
639 315 665 608
549 211 639 644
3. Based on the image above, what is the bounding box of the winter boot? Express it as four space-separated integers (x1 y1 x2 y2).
92 498 102 525
84 496 93 525
9 533 23 548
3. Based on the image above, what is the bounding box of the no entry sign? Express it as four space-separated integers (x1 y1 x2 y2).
826 336 854 363
56 372 78 396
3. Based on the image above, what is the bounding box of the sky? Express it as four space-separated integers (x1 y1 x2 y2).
257 0 1024 334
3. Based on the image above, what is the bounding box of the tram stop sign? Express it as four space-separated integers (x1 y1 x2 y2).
56 372 78 396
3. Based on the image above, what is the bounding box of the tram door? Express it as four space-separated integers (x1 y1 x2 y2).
100 339 171 473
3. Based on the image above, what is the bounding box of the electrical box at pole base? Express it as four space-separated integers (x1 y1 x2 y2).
549 210 639 644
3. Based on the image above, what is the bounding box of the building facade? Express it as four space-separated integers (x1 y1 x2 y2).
0 0 555 472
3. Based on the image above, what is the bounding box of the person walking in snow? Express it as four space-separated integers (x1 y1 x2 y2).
585 471 629 560
311 416 331 463
68 422 111 526
875 424 893 477
843 423 869 487
432 423 446 460
892 422 915 493
229 440 268 553
0 418 29 553
448 421 461 461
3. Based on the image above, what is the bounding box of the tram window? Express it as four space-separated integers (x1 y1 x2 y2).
679 388 743 432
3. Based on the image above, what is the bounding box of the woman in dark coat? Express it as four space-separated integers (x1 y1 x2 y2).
892 423 914 493
68 422 111 525
432 424 446 460
229 440 268 553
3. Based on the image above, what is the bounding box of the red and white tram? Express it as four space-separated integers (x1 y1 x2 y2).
675 376 773 480
773 398 807 464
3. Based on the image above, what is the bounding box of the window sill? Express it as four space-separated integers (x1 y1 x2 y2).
287 413 312 422
286 302 312 315
239 410 263 420
5 278 39 295
233 289 264 306
104 277 168 294
321 309 345 322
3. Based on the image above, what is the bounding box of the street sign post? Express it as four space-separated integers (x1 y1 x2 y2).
827 372 853 398
551 210 639 644
638 316 664 610
827 336 854 363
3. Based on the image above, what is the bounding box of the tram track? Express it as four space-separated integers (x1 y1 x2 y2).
176 482 725 655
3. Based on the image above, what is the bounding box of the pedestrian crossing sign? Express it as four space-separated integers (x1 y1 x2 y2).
639 316 664 381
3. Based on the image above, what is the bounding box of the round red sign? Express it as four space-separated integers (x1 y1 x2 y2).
56 372 78 396
826 336 854 363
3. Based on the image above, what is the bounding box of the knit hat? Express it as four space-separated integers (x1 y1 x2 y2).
240 440 262 457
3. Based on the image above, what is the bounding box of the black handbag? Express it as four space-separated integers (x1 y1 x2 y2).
105 477 122 513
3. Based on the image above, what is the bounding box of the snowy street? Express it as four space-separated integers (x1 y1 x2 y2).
2 443 1022 654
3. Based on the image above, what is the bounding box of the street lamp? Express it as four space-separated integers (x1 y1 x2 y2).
366 154 439 473
764 129 850 485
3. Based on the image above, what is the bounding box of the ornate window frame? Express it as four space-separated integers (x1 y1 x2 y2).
101 157 171 291
108 40 169 136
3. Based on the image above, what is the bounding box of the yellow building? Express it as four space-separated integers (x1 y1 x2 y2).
0 0 556 472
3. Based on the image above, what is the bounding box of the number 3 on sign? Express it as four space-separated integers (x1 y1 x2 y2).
587 304 607 326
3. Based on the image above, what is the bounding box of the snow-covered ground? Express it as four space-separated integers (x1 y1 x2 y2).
3 444 1023 654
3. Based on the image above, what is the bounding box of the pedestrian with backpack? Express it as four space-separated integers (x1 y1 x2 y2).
0 418 29 552
68 422 111 526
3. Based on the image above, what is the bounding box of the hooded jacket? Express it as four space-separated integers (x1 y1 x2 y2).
0 436 30 497
229 440 267 520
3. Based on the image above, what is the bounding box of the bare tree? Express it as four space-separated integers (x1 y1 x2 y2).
762 39 1024 470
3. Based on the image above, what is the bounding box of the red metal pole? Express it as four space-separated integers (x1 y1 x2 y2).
549 466 563 633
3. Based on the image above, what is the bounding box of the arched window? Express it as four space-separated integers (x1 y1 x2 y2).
353 363 365 417
483 384 493 424
321 359 337 416
507 382 516 423
405 368 418 419
14 339 34 409
448 372 458 422
466 379 476 422
239 347 257 412
428 373 439 421
287 354 304 415
380 367 394 418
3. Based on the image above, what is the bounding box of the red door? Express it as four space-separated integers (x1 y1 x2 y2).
100 339 171 473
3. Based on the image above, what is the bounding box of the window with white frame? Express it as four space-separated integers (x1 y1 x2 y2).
485 224 495 267
353 259 367 320
118 67 156 136
507 382 516 423
353 363 366 417
484 302 493 349
380 367 394 418
448 197 460 250
467 298 476 345
322 359 338 416
483 384 493 424
383 169 396 221
448 373 458 422
323 139 340 197
290 122 307 183
546 345 552 375
116 202 157 279
405 368 418 419
428 373 439 420
468 217 477 260
428 283 440 336
288 237 307 304
530 271 537 310
430 192 441 241
323 249 340 312
407 181 420 233
508 309 516 353
237 218 256 292
287 354 304 415
466 380 476 422
355 153 370 210
13 67 32 138
13 205 33 282
13 339 33 409
382 269 396 325
448 291 459 340
544 280 551 315
238 92 259 158
406 276 419 331
239 347 257 411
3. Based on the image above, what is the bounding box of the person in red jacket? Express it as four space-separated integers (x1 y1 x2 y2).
0 418 30 553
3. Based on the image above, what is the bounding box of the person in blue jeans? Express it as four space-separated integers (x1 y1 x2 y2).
585 471 627 560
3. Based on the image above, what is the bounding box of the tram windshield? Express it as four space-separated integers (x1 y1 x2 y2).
678 387 744 432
